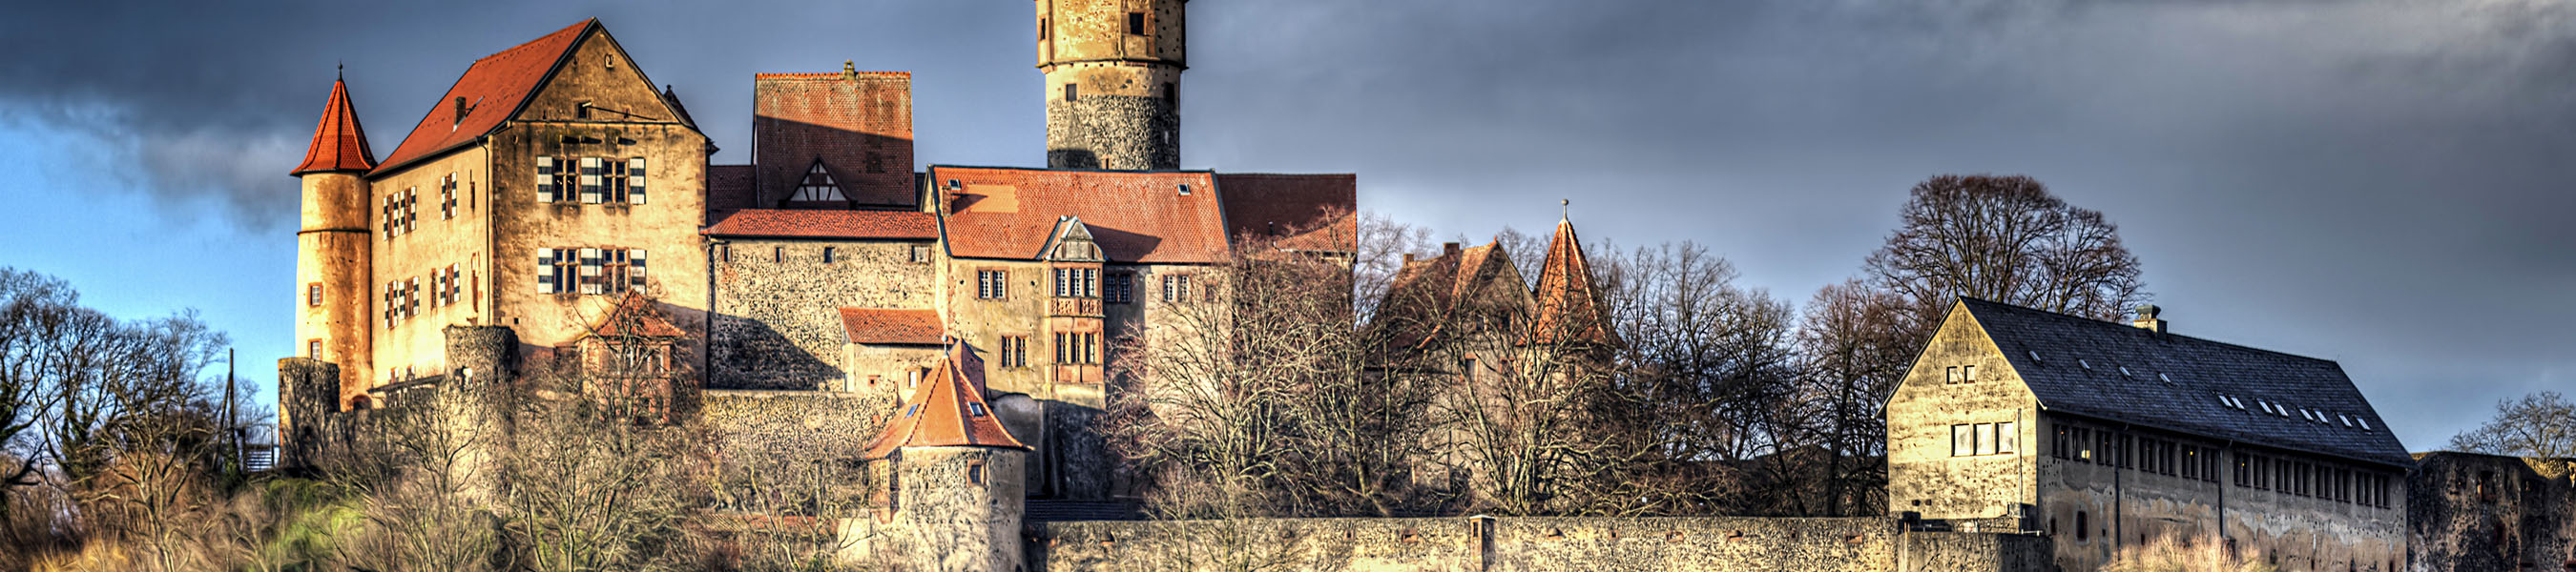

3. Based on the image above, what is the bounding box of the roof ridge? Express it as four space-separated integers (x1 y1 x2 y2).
755 71 912 78
474 19 594 63
1961 297 2336 364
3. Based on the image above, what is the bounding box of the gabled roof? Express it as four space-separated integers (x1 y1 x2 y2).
373 19 592 174
754 69 915 207
861 341 1029 460
1380 241 1525 348
702 208 937 239
1957 297 2413 467
932 166 1229 263
1528 217 1611 346
290 78 377 175
1216 174 1357 253
840 308 943 345
583 292 688 338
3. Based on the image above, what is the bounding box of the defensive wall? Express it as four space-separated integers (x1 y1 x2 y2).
1028 516 2052 572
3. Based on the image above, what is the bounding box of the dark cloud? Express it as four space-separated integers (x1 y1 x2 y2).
2 0 2567 449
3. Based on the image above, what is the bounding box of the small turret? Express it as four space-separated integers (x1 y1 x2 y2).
841 340 1030 570
290 74 377 413
1530 201 1612 347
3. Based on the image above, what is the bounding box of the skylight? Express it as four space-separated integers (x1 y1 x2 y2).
2079 359 2092 370
2358 418 2372 431
2158 373 2174 384
2338 414 2352 427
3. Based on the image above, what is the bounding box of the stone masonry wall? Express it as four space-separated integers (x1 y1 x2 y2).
711 238 937 390
1031 517 2052 572
1045 92 1177 171
2408 452 2576 572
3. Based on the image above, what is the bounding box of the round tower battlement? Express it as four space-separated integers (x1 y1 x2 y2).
1039 0 1185 171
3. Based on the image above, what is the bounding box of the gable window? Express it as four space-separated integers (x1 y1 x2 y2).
977 269 1008 300
1946 366 1961 384
1054 267 1099 297
793 161 845 201
1105 273 1133 304
1951 422 2016 457
1963 365 1976 382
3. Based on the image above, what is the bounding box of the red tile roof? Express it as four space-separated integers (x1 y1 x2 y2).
370 20 593 175
754 71 915 207
291 78 377 175
705 165 757 214
702 209 938 239
862 341 1028 460
1381 241 1526 348
933 167 1229 263
584 292 689 338
839 308 943 345
1529 218 1612 346
1216 174 1358 253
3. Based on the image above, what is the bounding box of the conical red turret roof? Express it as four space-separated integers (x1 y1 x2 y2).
861 340 1028 460
1529 215 1613 346
290 77 377 175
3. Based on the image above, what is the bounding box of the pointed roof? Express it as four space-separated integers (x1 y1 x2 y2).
1953 297 2412 467
371 19 593 175
1379 241 1527 349
862 341 1029 460
582 292 688 338
290 77 377 175
1528 216 1612 346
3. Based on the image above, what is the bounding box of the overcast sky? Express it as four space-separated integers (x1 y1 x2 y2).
1 0 2567 451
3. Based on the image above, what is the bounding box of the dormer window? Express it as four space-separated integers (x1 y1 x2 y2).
967 402 989 418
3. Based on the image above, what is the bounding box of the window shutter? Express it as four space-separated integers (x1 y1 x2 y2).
627 157 647 204
629 249 647 290
536 156 557 203
537 248 557 294
579 248 603 294
580 157 603 203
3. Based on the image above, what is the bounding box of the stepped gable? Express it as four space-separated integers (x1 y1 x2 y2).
862 341 1028 460
584 292 688 338
703 208 937 239
840 308 944 346
1215 173 1357 253
754 69 916 208
932 166 1227 263
1527 216 1611 346
1960 297 2412 467
291 78 378 175
370 20 591 174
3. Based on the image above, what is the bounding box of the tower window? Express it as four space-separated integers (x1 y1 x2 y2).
1128 11 1146 35
822 247 836 264
307 282 323 307
1065 83 1078 102
911 245 931 263
1040 18 1049 40
307 339 322 360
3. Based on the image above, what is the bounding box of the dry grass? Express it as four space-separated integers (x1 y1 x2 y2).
2103 535 2278 572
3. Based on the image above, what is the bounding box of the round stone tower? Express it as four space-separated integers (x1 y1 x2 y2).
1038 0 1185 171
289 75 376 412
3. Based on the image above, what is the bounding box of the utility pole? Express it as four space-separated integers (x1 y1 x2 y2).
225 347 239 469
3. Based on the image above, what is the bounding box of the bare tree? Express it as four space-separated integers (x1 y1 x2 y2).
1863 174 2147 324
503 291 705 571
2449 391 2576 475
1590 241 1804 516
1792 280 1916 517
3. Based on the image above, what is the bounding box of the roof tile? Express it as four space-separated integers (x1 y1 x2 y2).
1216 174 1357 253
291 78 377 175
703 208 937 239
840 308 943 345
862 341 1028 459
371 19 592 175
932 167 1228 263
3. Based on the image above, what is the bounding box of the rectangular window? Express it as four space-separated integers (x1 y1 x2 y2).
1975 423 1998 456
1953 424 1975 457
978 269 1008 300
1065 83 1078 102
1996 421 2016 455
1162 274 1191 302
1000 336 1028 368
307 339 322 360
2072 427 2092 463
1128 11 1146 35
579 157 605 204
822 247 837 264
911 245 931 263
1053 333 1067 364
307 282 323 307
1946 366 1960 384
440 173 458 219
1963 365 1976 382
1106 273 1133 303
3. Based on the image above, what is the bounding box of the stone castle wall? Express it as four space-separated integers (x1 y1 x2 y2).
2407 452 2576 572
1044 84 1177 171
710 238 937 390
1030 516 2051 572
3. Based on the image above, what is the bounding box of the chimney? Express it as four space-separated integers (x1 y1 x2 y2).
2131 304 2167 334
1443 242 1461 256
1402 253 1416 264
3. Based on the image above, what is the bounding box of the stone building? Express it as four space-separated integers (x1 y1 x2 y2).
287 19 710 413
1040 0 1186 171
1887 298 2414 571
841 341 1032 571
2406 451 2575 571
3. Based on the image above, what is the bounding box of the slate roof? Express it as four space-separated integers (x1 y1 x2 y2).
931 166 1229 263
1215 174 1357 253
702 209 938 239
861 341 1028 460
839 308 943 345
290 78 377 175
373 20 593 174
1960 297 2413 467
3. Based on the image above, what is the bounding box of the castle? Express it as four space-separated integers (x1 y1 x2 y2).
277 5 2568 571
